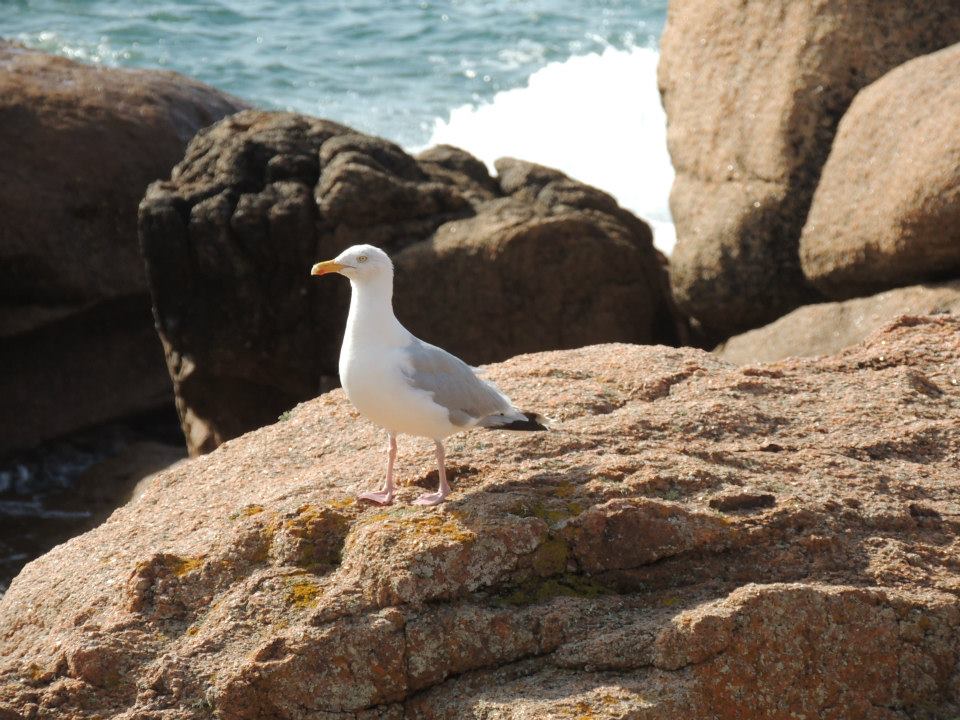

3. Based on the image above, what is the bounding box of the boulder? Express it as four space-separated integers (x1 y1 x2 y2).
1 315 958 717
717 280 960 364
801 43 960 297
0 41 246 453
139 110 683 455
658 0 960 338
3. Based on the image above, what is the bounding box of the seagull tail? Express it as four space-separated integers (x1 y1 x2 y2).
479 410 552 432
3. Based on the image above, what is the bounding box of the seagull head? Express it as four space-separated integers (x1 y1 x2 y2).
310 244 393 283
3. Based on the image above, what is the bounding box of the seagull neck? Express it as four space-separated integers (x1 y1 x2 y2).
345 275 408 346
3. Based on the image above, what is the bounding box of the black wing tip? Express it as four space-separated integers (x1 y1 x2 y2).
488 411 551 432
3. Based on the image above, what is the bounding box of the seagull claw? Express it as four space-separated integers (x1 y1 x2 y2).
412 491 447 506
359 489 395 505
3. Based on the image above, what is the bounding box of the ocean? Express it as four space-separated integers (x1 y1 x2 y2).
5 0 675 251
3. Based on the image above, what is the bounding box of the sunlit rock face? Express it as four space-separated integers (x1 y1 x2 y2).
1 316 959 718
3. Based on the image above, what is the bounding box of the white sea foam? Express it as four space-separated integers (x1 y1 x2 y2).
421 46 676 254
20 31 138 66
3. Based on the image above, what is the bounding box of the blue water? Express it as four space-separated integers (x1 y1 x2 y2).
5 0 667 147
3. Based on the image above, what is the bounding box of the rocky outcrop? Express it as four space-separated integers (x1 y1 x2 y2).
1 315 958 718
658 1 960 338
716 280 960 365
0 41 246 453
139 110 683 456
801 43 960 298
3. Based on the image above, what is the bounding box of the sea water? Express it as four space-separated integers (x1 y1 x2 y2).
5 0 674 251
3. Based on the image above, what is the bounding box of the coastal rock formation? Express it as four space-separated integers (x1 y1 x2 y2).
716 281 960 365
658 1 960 338
139 110 682 455
0 41 246 453
1 315 958 718
801 43 960 298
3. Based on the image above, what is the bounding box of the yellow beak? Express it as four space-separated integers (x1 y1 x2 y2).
311 260 347 277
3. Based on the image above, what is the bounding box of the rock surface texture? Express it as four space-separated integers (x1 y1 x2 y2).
139 110 682 455
658 1 960 338
801 43 960 298
716 281 960 365
1 315 959 718
0 41 246 453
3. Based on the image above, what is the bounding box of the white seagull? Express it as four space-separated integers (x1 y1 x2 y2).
311 244 548 505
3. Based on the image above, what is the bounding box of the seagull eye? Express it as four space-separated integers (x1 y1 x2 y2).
357 255 368 263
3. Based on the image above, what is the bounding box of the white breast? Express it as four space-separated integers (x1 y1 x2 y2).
339 345 455 440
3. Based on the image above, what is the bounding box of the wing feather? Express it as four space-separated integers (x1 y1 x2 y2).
402 338 517 426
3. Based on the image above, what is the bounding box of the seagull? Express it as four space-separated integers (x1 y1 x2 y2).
311 244 548 506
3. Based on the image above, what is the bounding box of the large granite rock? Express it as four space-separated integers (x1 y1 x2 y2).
139 110 683 456
717 280 960 365
0 315 958 717
0 41 246 453
658 0 960 338
801 43 960 298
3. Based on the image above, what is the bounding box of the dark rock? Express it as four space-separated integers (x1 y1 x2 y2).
0 41 246 453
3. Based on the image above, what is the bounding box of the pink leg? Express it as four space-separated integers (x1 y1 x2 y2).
359 433 397 504
413 440 451 506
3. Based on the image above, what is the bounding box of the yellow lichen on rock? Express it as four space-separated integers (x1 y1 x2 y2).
403 513 476 544
169 555 204 577
362 510 476 544
285 577 322 609
276 503 353 569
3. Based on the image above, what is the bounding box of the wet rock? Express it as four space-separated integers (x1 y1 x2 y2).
801 43 960 298
0 41 246 453
1 315 958 717
658 1 960 338
139 111 683 455
716 281 960 364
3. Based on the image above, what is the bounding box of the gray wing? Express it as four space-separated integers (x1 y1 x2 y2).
402 338 516 426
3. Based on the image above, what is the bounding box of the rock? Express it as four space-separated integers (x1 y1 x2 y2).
717 280 960 364
1 315 958 717
75 441 188 506
139 111 683 455
658 1 960 338
0 435 188 597
801 43 960 297
0 41 246 453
